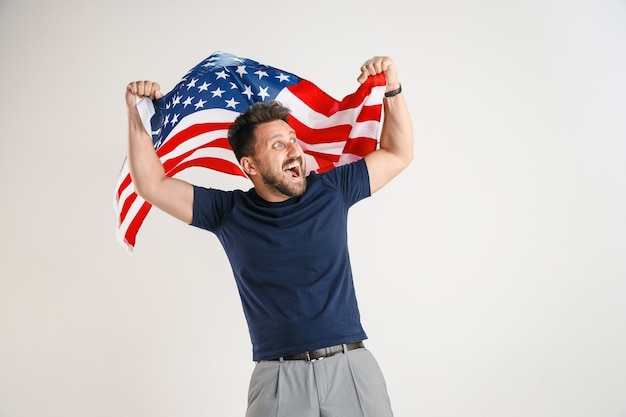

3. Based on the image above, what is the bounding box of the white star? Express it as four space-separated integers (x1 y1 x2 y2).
171 94 182 107
163 114 170 125
229 82 238 89
236 65 248 76
215 70 229 80
186 78 198 90
257 86 270 100
194 98 207 109
182 96 194 107
254 70 268 79
225 97 240 109
211 87 225 97
242 85 253 99
276 73 290 82
171 114 179 126
198 81 211 92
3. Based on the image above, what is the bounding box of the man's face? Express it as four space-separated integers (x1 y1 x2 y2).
247 119 307 201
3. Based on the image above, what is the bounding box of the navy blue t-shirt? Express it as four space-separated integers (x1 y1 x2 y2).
191 158 371 361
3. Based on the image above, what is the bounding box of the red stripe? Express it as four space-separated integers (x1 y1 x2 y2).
168 157 246 177
156 122 233 157
288 116 353 144
116 173 132 201
356 104 382 123
342 137 378 156
301 137 377 174
119 191 138 224
287 74 386 117
123 200 152 249
288 109 380 161
162 136 245 178
307 151 339 169
315 164 335 174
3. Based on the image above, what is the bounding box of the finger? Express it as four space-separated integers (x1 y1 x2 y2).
126 81 138 95
357 58 375 83
150 82 163 99
137 80 150 97
379 56 393 73
371 56 388 74
128 80 144 97
357 66 368 83
364 56 385 75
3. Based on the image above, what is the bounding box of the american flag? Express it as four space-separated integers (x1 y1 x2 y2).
115 51 387 250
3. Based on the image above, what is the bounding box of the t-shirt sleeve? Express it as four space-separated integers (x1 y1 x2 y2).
321 158 371 207
190 185 232 232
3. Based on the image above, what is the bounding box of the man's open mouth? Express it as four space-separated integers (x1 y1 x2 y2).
284 160 302 179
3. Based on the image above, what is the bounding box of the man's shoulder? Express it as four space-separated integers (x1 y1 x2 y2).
314 159 369 185
316 158 367 177
193 185 255 207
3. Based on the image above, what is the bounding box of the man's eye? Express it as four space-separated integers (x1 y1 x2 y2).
290 137 297 144
272 142 284 149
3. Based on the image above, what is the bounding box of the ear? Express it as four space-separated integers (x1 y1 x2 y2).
241 156 257 177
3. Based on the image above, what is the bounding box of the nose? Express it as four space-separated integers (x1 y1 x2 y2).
286 140 301 158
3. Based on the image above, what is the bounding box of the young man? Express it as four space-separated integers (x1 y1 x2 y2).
125 55 413 416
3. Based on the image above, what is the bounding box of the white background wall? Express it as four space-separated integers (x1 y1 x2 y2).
1 0 625 416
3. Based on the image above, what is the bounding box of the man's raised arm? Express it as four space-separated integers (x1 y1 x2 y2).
126 81 194 224
359 56 414 194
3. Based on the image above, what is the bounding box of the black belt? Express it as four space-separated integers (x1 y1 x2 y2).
272 342 365 362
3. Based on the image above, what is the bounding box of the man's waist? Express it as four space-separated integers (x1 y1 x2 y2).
268 341 365 362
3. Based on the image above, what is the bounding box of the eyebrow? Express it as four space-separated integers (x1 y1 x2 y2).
266 129 297 143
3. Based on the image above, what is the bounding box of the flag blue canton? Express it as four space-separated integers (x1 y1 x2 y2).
150 51 301 149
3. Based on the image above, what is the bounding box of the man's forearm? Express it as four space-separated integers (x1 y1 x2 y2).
127 106 166 200
380 91 414 167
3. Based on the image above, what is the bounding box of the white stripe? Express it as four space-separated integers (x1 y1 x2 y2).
363 85 386 106
275 88 383 144
303 154 319 174
158 129 230 164
163 147 242 176
298 140 340 154
136 97 155 135
296 120 380 156
161 108 239 139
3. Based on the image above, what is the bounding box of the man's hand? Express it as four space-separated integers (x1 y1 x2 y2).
357 56 400 92
126 81 163 109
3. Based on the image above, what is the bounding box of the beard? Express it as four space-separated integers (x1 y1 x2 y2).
257 157 307 199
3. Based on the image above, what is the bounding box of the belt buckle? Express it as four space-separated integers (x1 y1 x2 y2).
305 351 324 363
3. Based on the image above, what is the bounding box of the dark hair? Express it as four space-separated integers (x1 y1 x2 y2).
227 101 291 162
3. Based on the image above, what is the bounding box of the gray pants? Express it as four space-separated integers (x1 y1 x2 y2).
246 346 394 417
